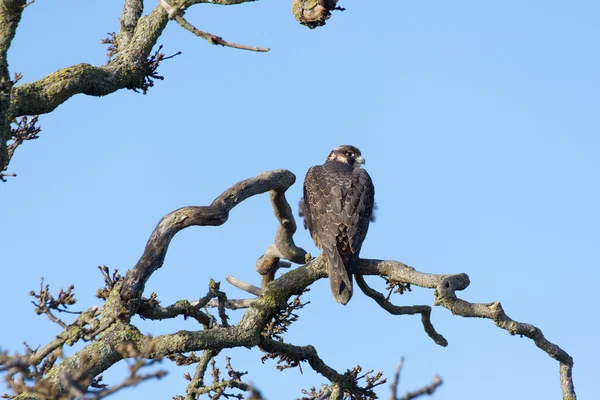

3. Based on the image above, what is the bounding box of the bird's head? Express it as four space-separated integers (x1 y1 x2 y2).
326 145 366 167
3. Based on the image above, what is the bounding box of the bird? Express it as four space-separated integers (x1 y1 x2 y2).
299 145 375 305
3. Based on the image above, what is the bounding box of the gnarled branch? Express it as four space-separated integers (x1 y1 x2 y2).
120 168 299 303
355 274 447 347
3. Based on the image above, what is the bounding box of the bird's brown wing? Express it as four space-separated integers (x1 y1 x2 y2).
345 167 375 260
303 164 369 304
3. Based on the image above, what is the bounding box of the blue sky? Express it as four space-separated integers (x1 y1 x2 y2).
1 1 598 399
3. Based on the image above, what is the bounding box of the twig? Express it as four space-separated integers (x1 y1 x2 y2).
4 115 41 172
225 275 262 296
389 358 404 400
399 375 442 400
138 298 214 327
158 0 270 52
0 172 17 181
389 358 442 400
185 349 220 399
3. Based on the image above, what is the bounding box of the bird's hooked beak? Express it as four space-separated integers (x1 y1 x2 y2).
356 155 366 166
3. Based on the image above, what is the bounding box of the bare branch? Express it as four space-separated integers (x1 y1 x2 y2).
259 337 343 384
138 297 214 327
158 0 269 52
389 358 404 400
179 354 259 400
225 275 262 296
0 0 27 172
9 7 167 119
0 1 26 72
117 0 144 50
399 375 442 400
354 274 447 347
184 349 220 399
30 278 79 329
203 298 255 310
256 182 309 287
138 279 241 327
268 187 309 264
264 340 388 400
119 169 297 303
389 358 442 400
199 279 230 327
1 0 274 175
433 274 575 400
0 171 16 181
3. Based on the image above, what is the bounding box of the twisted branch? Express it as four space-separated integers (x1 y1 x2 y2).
255 184 309 287
120 168 299 303
433 277 576 399
355 274 447 347
259 337 344 385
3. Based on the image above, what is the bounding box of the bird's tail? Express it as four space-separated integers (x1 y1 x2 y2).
323 246 353 305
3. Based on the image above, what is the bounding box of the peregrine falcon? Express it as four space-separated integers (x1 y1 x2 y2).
299 145 375 305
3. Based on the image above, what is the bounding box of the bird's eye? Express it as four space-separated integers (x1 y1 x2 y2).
346 152 354 157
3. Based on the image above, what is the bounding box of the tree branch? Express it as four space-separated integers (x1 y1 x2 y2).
255 184 309 287
138 298 214 327
117 0 144 50
259 337 344 385
225 275 262 296
9 7 167 119
399 376 442 400
184 349 220 399
0 1 26 74
433 278 576 399
159 0 269 52
389 358 443 400
389 358 404 400
355 274 447 347
120 168 297 304
0 0 26 172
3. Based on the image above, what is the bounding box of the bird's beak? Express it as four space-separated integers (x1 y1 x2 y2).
356 155 366 165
